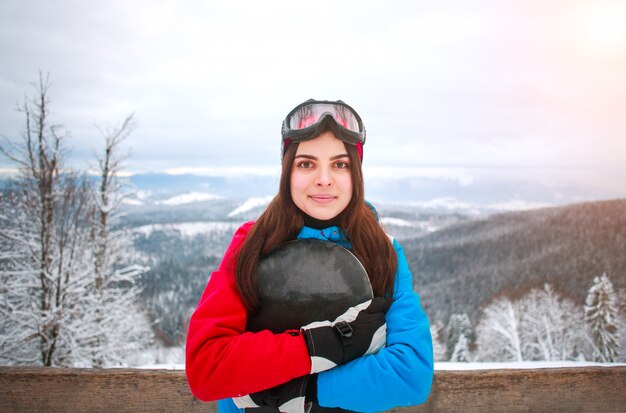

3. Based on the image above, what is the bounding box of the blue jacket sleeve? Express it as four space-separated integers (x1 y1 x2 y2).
316 238 434 412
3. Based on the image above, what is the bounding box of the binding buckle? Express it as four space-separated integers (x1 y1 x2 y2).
335 321 353 338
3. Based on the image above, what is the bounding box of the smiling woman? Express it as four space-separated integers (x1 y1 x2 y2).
185 99 434 413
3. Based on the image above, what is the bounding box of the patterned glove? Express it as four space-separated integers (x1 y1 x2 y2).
233 374 317 413
301 297 388 374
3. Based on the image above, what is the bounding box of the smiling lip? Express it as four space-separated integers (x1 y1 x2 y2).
309 194 337 204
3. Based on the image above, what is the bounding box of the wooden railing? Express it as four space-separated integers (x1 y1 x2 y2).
1 366 624 412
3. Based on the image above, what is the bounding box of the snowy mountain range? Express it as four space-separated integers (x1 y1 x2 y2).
122 170 625 348
119 169 622 217
4 171 622 354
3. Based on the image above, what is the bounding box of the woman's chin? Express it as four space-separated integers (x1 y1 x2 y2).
305 207 341 221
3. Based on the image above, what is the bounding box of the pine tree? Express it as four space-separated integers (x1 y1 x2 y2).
585 274 619 362
450 334 470 362
446 313 472 361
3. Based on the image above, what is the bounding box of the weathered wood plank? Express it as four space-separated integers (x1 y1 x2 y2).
1 366 624 413
0 367 212 413
409 367 626 413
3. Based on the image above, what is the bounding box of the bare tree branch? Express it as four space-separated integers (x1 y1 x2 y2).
1 75 152 367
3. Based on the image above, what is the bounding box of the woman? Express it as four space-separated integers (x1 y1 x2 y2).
186 99 434 413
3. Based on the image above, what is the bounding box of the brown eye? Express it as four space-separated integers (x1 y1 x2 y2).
335 160 350 169
298 161 314 169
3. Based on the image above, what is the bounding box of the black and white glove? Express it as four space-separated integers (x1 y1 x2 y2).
233 374 317 413
301 297 388 374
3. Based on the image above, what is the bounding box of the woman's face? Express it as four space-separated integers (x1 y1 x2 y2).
290 130 353 221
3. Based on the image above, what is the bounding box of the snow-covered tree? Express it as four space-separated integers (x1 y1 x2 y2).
618 288 626 362
0 74 152 367
476 297 523 362
0 74 94 366
446 313 472 361
519 284 584 361
475 284 588 362
585 274 619 362
430 322 447 362
450 334 471 362
83 114 152 367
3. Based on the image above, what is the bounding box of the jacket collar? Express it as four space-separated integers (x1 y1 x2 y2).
297 225 351 248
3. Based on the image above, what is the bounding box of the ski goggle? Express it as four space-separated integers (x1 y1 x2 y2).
281 99 366 158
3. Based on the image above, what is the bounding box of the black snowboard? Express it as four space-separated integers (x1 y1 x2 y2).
246 239 372 333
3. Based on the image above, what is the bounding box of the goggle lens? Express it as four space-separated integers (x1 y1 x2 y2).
288 103 361 134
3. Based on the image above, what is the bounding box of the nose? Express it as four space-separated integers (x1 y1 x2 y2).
314 167 333 187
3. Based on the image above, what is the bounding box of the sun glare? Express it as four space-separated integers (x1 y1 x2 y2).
577 3 626 56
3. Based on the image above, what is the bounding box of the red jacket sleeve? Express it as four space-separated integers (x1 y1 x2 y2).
185 221 312 401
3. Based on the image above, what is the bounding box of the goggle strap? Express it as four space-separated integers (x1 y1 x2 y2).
281 137 363 162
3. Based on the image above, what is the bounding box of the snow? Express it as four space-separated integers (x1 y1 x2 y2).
435 361 626 370
380 217 413 227
131 355 626 371
121 190 152 206
126 346 185 370
406 197 551 213
228 196 273 217
475 284 586 362
486 200 553 211
134 190 152 200
156 192 223 206
585 274 619 362
133 221 242 238
122 198 144 206
407 197 474 211
130 346 626 371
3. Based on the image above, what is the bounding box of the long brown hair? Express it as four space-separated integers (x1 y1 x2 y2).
235 138 397 314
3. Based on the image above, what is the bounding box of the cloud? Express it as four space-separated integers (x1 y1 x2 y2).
0 0 624 199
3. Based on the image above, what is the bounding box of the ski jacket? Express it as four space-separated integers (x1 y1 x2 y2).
186 221 434 413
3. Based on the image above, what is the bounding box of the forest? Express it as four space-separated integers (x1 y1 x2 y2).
128 199 625 364
1 75 623 367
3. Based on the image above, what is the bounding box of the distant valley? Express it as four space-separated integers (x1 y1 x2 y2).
121 174 625 344
5 171 621 346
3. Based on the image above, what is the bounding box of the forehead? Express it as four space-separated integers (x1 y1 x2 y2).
295 131 348 156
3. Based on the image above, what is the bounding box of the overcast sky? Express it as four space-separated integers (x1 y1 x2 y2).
1 0 625 195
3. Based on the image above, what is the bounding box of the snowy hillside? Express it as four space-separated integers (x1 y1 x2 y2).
133 221 242 238
156 192 223 206
228 196 273 218
103 189 626 365
406 198 626 327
